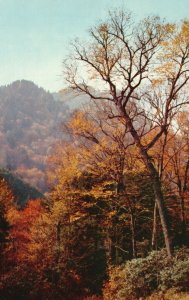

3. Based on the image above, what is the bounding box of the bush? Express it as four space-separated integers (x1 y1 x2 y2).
147 288 189 300
160 249 189 291
103 248 189 300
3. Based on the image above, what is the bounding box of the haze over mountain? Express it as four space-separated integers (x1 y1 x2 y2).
0 80 88 192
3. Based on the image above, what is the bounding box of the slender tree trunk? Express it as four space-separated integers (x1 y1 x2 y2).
180 194 186 242
115 225 119 264
142 151 172 258
104 232 112 263
118 107 172 257
152 201 158 250
181 156 189 244
130 212 136 258
151 132 167 251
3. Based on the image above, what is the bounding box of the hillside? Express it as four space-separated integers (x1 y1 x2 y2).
0 168 44 207
0 80 75 192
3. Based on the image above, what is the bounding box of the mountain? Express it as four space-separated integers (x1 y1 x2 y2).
0 80 80 192
53 88 90 110
0 168 44 207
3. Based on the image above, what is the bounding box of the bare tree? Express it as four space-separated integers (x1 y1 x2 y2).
63 11 189 257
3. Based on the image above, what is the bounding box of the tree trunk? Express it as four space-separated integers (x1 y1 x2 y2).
152 201 158 250
180 193 186 244
118 107 172 257
115 225 119 264
130 212 136 258
142 150 172 258
181 156 189 244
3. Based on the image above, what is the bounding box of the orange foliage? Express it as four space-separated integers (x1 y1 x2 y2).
6 199 44 263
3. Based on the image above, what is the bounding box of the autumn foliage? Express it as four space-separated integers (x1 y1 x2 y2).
0 10 189 300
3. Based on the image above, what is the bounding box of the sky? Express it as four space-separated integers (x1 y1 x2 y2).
0 0 188 92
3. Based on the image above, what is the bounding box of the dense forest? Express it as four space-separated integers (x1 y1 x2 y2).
0 10 189 300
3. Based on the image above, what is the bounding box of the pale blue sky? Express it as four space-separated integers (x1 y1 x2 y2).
0 0 188 92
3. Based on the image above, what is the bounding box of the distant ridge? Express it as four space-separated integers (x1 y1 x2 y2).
0 80 90 192
0 80 69 192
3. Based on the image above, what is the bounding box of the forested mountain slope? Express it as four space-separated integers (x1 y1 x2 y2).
0 80 86 191
0 168 44 207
